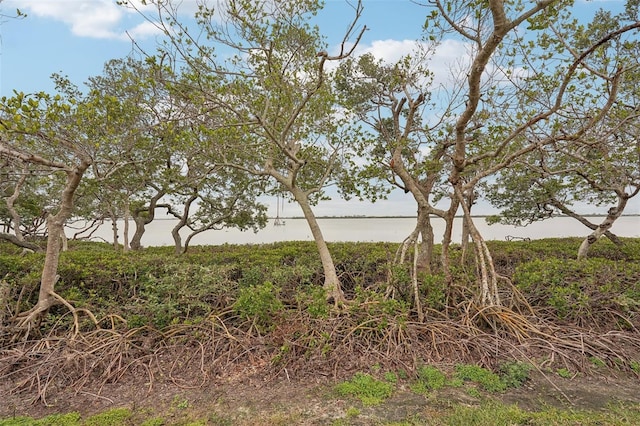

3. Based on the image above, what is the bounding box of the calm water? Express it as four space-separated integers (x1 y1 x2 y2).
86 216 640 247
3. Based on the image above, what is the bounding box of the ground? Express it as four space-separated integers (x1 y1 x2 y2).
2 363 640 425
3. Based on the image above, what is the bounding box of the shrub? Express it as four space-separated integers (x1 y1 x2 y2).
233 281 284 331
513 257 640 326
132 262 236 327
499 361 532 388
295 285 330 318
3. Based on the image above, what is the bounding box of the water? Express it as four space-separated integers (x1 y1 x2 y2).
84 216 640 247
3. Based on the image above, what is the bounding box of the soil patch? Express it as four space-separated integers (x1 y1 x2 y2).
2 361 640 424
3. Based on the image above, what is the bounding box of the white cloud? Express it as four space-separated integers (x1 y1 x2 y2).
347 37 472 89
428 38 472 86
356 39 420 64
126 20 164 40
5 0 190 40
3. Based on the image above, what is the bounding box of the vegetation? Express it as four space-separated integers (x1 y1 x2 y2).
1 0 638 331
1 238 639 417
335 372 395 406
0 0 639 420
3 400 640 426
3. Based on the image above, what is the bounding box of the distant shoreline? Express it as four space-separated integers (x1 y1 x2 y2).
271 214 640 220
148 214 640 221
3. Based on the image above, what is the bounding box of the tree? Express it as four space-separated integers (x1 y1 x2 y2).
0 74 142 331
335 52 450 319
74 57 176 251
161 146 269 255
484 3 640 260
0 159 50 251
0 86 92 330
121 0 367 303
336 0 640 309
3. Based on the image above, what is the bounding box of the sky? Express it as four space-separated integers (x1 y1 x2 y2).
0 0 636 218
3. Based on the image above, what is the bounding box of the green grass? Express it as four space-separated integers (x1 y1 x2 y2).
441 402 640 426
335 372 395 406
410 365 447 395
3 400 640 426
453 364 507 393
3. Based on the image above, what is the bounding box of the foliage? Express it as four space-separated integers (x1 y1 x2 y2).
498 362 532 389
233 281 284 331
335 372 394 406
556 368 573 378
440 402 640 426
295 285 330 318
131 262 236 328
83 408 132 426
513 257 640 325
410 365 447 394
0 412 81 426
3 400 640 426
454 364 508 393
2 238 640 332
421 272 447 311
0 410 133 426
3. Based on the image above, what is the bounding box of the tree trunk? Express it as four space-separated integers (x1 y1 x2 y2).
550 199 622 246
393 207 434 321
417 213 434 275
460 188 477 261
5 166 28 242
440 199 459 288
0 232 41 252
123 199 130 252
456 186 501 306
130 191 166 250
18 161 90 325
577 200 627 260
293 188 345 305
130 215 148 250
170 192 198 255
109 207 120 250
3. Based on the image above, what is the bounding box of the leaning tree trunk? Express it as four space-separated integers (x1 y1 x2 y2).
129 215 149 251
5 165 28 242
0 165 42 252
550 199 622 246
293 188 345 306
577 199 627 260
460 187 477 261
17 160 90 327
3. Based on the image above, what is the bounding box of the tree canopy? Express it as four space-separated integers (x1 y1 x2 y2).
0 0 638 329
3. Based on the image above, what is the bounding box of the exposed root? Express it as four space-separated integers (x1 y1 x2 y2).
1 306 639 407
11 291 99 342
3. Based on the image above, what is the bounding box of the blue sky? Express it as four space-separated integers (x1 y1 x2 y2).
0 0 634 218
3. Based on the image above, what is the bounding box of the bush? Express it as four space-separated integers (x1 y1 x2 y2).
129 262 236 328
499 361 532 388
513 257 640 326
233 281 284 331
